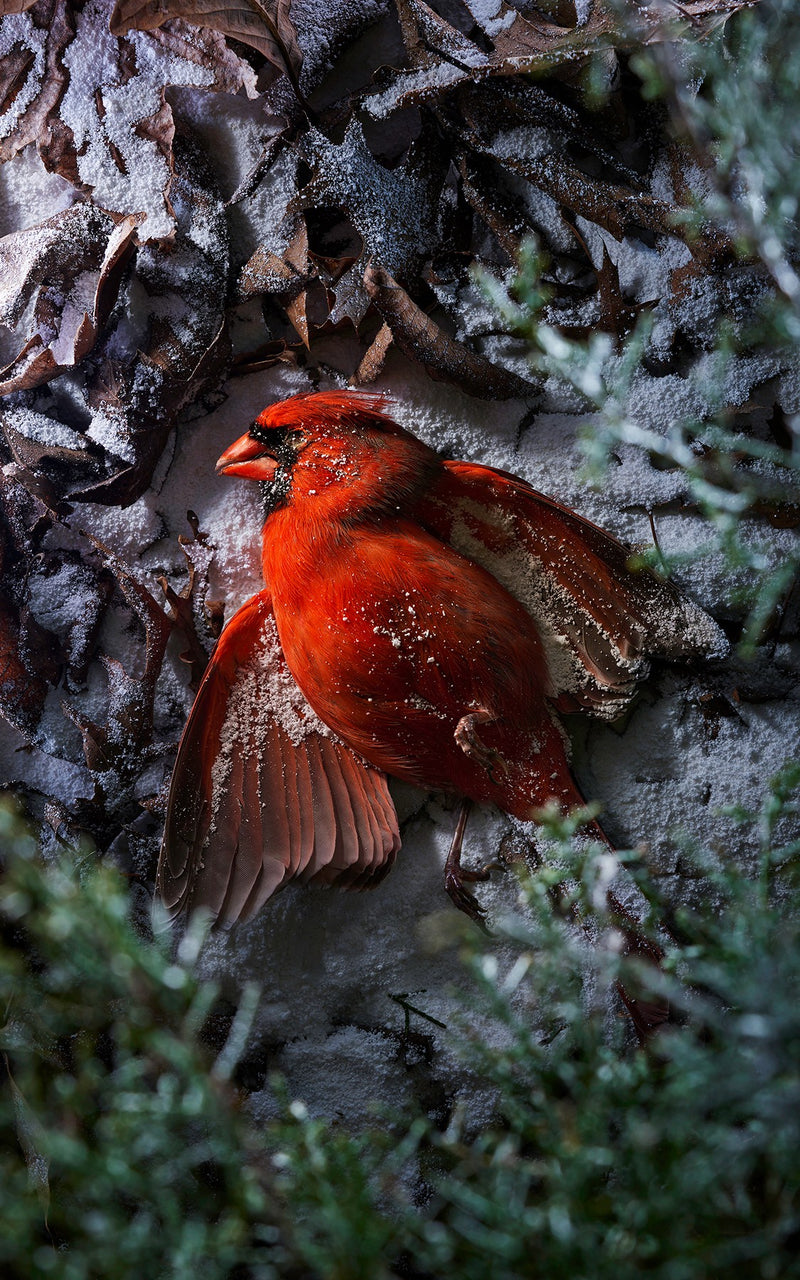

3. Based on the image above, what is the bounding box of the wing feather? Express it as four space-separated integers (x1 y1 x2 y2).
422 462 728 720
302 735 341 882
158 589 402 924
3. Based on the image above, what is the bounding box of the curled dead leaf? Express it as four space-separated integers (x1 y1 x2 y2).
364 260 538 401
350 320 393 387
0 206 142 397
110 0 303 87
159 511 218 690
231 339 300 375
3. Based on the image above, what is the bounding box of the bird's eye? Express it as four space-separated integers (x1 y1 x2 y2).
249 423 288 449
248 425 304 461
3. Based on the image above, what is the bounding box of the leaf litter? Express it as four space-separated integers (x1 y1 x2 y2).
0 0 797 1125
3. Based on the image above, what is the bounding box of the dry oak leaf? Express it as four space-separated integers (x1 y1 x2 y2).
296 119 445 327
110 0 303 84
366 0 751 117
0 204 142 397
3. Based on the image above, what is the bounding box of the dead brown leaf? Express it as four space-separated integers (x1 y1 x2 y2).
457 151 529 264
0 0 74 164
110 0 303 85
364 260 538 400
350 320 393 386
231 339 300 375
159 511 219 690
0 206 142 397
394 0 481 70
282 220 314 346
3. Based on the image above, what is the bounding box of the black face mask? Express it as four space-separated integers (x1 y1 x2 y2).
249 424 303 517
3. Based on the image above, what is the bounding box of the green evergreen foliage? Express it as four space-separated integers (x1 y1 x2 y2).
0 802 279 1280
2 770 800 1278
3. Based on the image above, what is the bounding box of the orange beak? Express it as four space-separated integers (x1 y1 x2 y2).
216 430 279 481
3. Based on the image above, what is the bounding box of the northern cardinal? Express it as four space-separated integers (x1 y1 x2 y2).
158 391 726 1034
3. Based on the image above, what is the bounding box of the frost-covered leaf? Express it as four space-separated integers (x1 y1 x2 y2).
2 418 102 510
110 0 302 82
477 0 749 77
65 534 171 787
0 205 141 396
395 0 486 70
364 260 538 399
462 109 730 259
0 0 256 241
0 0 74 164
66 141 230 507
0 140 229 508
365 0 749 117
296 118 444 324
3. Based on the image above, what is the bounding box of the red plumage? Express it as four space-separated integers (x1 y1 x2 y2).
158 391 726 1035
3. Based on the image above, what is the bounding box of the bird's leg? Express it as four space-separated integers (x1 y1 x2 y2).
444 798 494 925
454 708 509 782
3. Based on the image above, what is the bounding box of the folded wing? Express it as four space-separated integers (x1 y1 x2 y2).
422 462 728 720
158 589 401 925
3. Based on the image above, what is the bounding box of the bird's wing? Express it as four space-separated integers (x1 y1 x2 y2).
158 589 401 925
424 461 727 720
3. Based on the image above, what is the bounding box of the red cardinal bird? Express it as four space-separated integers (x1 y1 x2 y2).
158 391 726 1032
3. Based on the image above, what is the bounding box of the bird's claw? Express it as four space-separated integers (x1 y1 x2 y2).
444 863 494 932
454 709 509 781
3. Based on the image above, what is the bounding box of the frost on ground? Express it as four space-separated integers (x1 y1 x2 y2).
0 1 797 1124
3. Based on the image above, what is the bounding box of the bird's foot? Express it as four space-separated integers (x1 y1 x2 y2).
444 797 495 932
454 709 509 783
445 862 492 928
